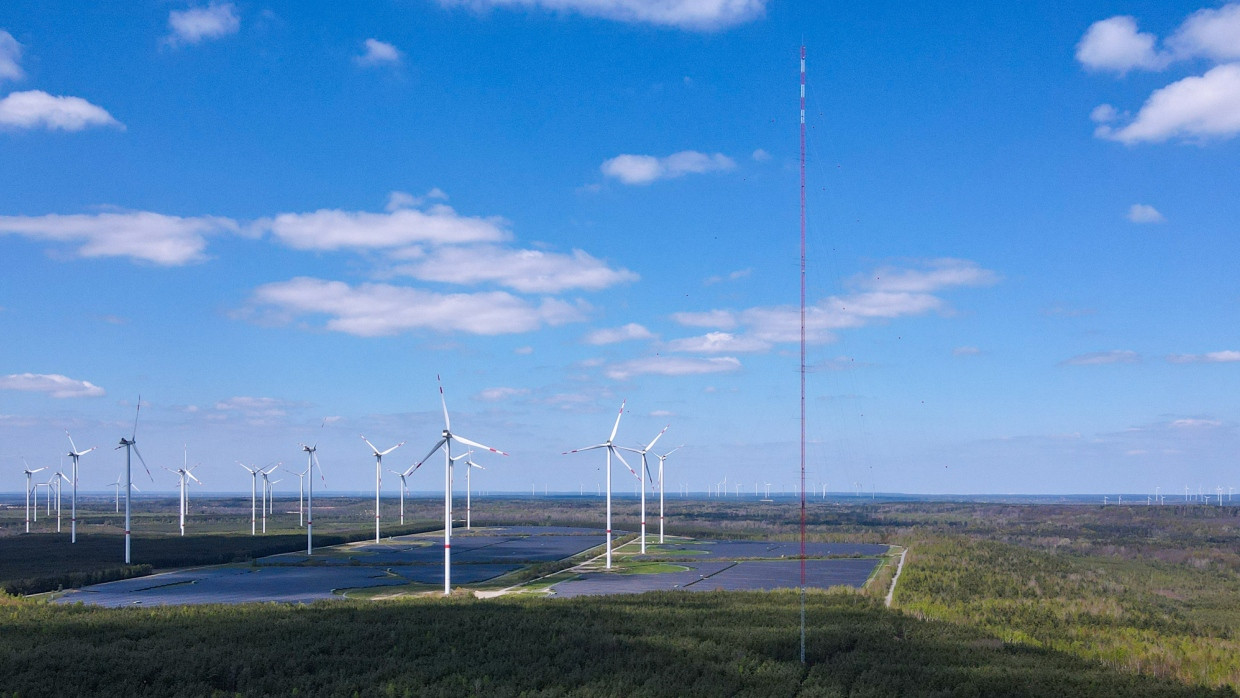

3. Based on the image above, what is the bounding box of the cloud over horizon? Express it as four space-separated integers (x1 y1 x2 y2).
436 0 768 31
601 151 735 185
0 373 105 398
0 90 122 131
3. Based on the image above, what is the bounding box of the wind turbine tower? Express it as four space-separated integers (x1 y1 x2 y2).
564 400 632 569
22 462 46 533
65 431 96 543
361 435 404 543
115 398 154 564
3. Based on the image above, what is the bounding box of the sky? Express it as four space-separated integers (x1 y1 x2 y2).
1 0 1239 498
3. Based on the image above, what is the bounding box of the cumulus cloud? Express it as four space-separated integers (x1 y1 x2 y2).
666 331 770 353
257 205 509 251
751 148 770 162
1127 204 1165 223
475 386 530 402
165 2 240 46
855 258 1000 293
0 210 236 265
0 90 122 131
704 268 750 285
213 396 298 419
357 38 401 66
0 30 23 83
1166 350 1240 363
246 277 585 336
393 245 638 293
1095 63 1240 143
584 323 654 345
1059 350 1140 366
606 355 741 380
1076 16 1168 74
386 188 447 212
436 0 768 31
0 373 105 398
601 150 735 185
1167 3 1240 62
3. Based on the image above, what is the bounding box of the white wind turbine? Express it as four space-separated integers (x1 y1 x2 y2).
239 463 262 535
52 470 70 532
163 448 201 536
619 426 669 554
563 400 634 569
108 475 138 513
299 442 326 555
259 465 280 533
651 446 681 544
361 435 404 543
408 376 508 595
456 450 487 530
22 462 46 533
389 467 413 525
65 431 96 543
116 398 154 564
284 465 308 527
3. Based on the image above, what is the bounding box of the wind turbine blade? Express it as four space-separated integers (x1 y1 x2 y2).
388 468 402 477
608 400 626 442
132 483 141 493
312 452 326 483
453 434 508 456
664 446 683 457
263 462 281 474
612 448 638 479
644 425 669 452
409 438 447 475
360 435 381 455
161 465 176 474
437 374 451 431
563 444 607 454
31 467 47 474
66 430 78 454
132 444 154 482
239 462 256 474
131 395 142 440
187 471 202 484
378 441 405 456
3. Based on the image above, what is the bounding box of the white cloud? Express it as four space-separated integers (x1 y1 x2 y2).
704 268 750 285
258 205 509 251
1171 417 1223 428
166 3 240 46
953 346 982 356
246 277 585 336
1167 3 1240 62
1095 63 1240 143
751 148 770 162
671 259 997 348
436 0 768 31
385 189 447 212
213 396 297 419
606 355 741 380
666 331 770 353
855 258 1000 293
601 150 735 185
357 38 401 66
476 386 529 402
394 245 638 293
1166 350 1240 363
0 210 235 265
1060 350 1140 366
1090 104 1118 123
0 90 122 131
0 30 23 83
0 373 105 398
1127 203 1165 223
584 323 654 345
1076 16 1168 74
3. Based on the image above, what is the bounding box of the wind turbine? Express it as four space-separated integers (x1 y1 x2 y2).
361 435 404 543
456 450 487 530
619 426 668 553
389 468 413 525
408 376 508 595
239 463 262 535
259 465 279 533
22 462 46 533
299 442 326 555
563 400 634 569
284 465 308 527
52 471 70 532
65 431 96 543
163 448 201 536
116 398 154 564
650 446 681 544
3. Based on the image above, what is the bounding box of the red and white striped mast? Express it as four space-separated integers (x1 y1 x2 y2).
798 43 808 666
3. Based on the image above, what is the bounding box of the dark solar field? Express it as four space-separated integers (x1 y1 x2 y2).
637 541 888 560
55 526 607 607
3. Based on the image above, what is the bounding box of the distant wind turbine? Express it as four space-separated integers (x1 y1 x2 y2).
456 450 486 530
651 446 681 544
389 468 412 525
408 376 508 594
361 435 404 543
299 442 326 555
162 447 201 536
22 462 46 533
563 400 633 569
284 465 308 527
65 431 96 543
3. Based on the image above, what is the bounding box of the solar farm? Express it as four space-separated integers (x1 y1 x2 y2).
51 525 889 607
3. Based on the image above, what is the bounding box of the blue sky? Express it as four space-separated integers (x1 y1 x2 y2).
2 0 1239 498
